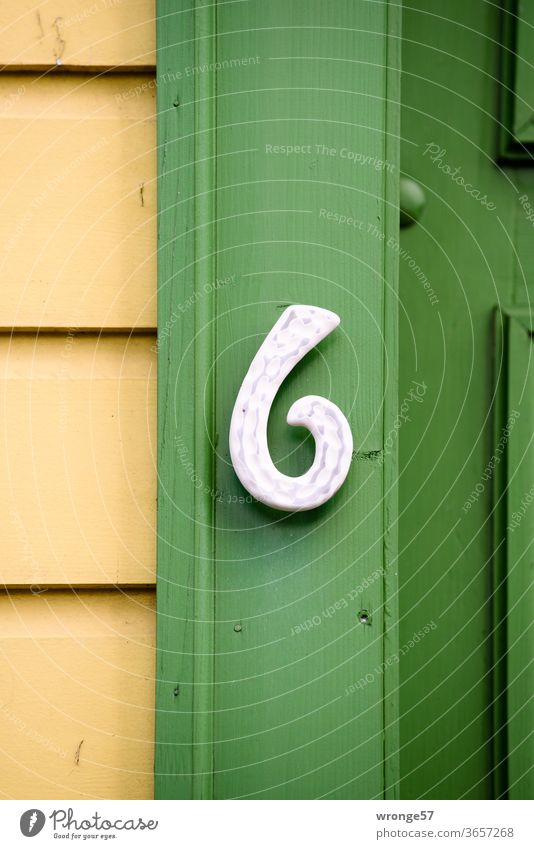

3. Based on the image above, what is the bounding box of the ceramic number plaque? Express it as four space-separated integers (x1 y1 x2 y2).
229 305 353 511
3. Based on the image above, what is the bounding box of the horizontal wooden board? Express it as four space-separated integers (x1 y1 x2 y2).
0 74 156 329
0 333 156 586
0 589 155 799
0 1 155 70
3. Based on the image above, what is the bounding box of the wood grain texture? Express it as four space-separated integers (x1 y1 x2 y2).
0 333 156 587
0 0 155 70
0 589 155 799
156 0 400 799
0 0 158 805
0 74 156 330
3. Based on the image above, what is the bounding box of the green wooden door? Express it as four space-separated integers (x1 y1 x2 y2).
156 0 401 799
399 0 534 800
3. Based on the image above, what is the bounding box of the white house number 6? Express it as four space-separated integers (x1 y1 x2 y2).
229 305 353 511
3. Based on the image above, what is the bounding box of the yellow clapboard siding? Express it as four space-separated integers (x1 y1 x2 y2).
0 589 155 799
0 333 156 587
0 74 156 329
0 1 155 70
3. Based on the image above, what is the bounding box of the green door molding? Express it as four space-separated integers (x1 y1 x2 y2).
499 0 534 161
493 308 534 800
155 0 401 799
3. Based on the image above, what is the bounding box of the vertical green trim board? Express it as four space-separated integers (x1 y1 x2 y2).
155 0 218 799
156 0 401 799
382 0 401 801
191 0 217 800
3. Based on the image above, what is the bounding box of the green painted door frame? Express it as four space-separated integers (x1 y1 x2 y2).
155 0 401 799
